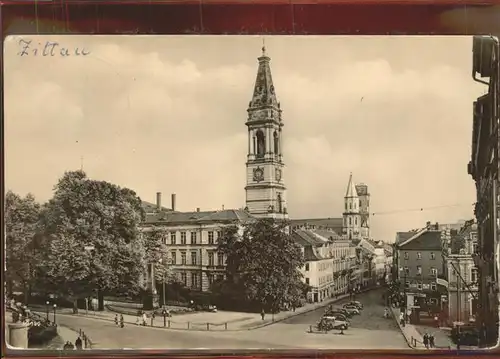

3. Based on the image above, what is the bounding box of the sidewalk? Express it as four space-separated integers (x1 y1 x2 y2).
414 323 454 350
389 307 425 349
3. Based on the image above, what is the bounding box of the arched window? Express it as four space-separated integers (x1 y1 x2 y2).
273 131 279 155
349 203 352 210
277 193 283 213
355 217 358 225
256 130 265 157
349 218 352 225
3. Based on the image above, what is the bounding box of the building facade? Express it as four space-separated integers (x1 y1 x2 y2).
468 35 500 347
395 225 447 316
141 192 255 292
293 229 357 302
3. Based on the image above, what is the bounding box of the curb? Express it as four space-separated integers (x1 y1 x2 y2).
389 306 421 350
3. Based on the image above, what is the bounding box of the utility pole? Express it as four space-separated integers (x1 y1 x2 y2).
457 257 461 346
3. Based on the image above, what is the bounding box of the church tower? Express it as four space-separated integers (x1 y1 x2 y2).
355 183 370 238
343 173 361 238
244 46 287 219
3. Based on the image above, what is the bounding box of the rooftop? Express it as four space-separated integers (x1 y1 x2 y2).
143 208 255 225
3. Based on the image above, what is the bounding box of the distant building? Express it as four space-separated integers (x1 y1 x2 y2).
395 223 448 318
292 229 356 302
443 220 479 325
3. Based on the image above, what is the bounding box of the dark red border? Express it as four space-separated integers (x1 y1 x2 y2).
2 0 500 358
0 1 499 35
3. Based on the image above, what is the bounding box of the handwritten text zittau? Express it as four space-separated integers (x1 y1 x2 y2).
17 39 91 57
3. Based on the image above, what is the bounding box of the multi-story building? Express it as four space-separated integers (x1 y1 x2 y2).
395 223 448 318
141 192 255 291
352 238 377 287
292 229 357 302
443 220 479 325
468 35 500 347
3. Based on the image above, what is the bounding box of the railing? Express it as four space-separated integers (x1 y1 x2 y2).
410 336 451 350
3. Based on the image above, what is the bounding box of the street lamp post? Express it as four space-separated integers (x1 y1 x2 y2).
53 304 57 324
399 267 407 311
84 245 96 314
45 301 50 322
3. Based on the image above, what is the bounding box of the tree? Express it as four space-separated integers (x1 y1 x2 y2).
217 218 305 312
4 191 41 302
145 226 173 284
36 170 146 310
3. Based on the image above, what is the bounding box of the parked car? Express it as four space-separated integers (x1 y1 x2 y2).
326 307 352 318
451 325 479 346
342 305 360 315
345 301 363 310
320 316 349 331
325 312 349 323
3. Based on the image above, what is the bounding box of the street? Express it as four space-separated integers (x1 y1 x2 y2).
40 288 409 350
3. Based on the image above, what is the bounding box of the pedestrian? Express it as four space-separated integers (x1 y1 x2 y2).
114 314 119 326
75 337 83 350
142 312 147 326
429 334 435 348
136 315 140 325
120 314 124 328
399 312 405 327
423 333 429 349
261 309 265 321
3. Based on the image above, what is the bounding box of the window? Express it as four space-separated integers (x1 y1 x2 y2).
191 252 197 265
191 273 199 288
181 252 186 265
430 252 435 260
217 252 224 266
404 266 410 275
417 252 422 260
190 232 197 245
208 252 214 266
181 232 187 245
430 282 437 291
171 251 177 265
404 252 409 260
405 281 410 288
305 263 310 271
208 231 214 245
471 267 479 283
217 231 222 243
349 218 352 225
164 233 169 245
430 267 437 276
417 282 423 290
416 266 422 275
305 278 310 285
472 242 479 254
181 272 187 286
170 232 177 244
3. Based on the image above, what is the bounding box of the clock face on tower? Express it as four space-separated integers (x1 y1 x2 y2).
253 167 264 182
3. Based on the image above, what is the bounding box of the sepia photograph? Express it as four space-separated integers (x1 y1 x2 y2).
3 34 499 350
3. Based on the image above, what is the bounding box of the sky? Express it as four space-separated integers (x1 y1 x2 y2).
4 35 487 242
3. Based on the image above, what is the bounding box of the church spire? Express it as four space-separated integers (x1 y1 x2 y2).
249 45 279 110
345 172 358 198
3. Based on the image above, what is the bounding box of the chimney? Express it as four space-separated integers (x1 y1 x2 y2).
171 193 176 211
196 208 200 212
426 221 431 229
435 222 439 230
156 192 162 211
222 204 225 210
